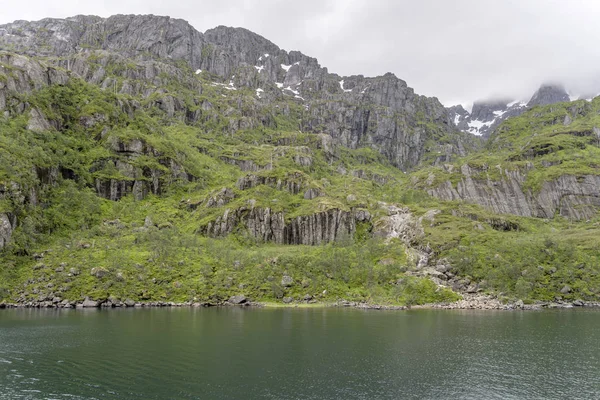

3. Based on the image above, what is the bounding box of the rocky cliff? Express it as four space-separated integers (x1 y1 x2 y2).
423 98 600 220
0 15 468 171
202 206 371 245
426 164 600 220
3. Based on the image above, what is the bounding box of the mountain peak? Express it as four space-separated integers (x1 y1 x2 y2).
527 83 569 107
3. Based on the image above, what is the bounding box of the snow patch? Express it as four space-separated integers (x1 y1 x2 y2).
276 82 284 89
254 65 264 73
587 94 600 101
281 64 291 72
195 69 202 75
466 119 488 136
211 81 237 91
226 80 237 90
339 80 352 93
294 95 305 101
255 88 264 98
453 114 461 125
493 109 506 117
284 86 300 95
507 100 527 108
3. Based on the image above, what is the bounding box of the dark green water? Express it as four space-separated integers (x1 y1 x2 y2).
0 308 599 399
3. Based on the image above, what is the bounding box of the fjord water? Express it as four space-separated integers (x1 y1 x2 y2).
0 308 599 400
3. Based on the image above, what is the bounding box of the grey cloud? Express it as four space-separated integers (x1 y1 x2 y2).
1 0 600 106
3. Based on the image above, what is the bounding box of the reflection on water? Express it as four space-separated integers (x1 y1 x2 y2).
0 308 599 399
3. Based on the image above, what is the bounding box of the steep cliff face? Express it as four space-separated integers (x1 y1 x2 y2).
424 98 600 220
0 15 206 66
0 15 468 170
427 164 600 220
202 206 371 245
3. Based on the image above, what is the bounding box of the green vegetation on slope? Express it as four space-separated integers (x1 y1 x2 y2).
0 53 599 307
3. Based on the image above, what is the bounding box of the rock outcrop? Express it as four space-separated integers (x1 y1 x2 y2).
236 172 305 194
0 213 14 249
203 207 371 245
94 138 193 201
373 205 424 245
427 164 600 220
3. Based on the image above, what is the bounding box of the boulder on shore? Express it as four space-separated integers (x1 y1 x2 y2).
228 295 247 304
82 297 99 308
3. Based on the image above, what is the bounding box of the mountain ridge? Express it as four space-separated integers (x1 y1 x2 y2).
445 82 600 138
0 14 472 171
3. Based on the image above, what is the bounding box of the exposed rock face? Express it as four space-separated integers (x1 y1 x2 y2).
427 164 600 220
228 295 248 304
82 297 99 308
447 104 469 129
447 83 572 138
447 99 528 137
0 15 467 170
528 84 570 107
0 213 14 249
236 173 305 194
93 138 193 201
205 188 235 208
373 205 424 246
0 15 207 66
471 99 513 122
203 207 370 245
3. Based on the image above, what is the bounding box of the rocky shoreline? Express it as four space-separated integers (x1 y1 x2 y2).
415 293 600 310
1 293 598 311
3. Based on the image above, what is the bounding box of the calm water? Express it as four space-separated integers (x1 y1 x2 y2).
0 308 599 400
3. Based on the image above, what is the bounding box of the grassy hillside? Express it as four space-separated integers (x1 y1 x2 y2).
1 53 599 307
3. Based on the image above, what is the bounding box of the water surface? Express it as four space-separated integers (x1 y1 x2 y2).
0 307 599 399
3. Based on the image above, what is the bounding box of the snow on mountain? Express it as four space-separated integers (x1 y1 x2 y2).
447 83 581 138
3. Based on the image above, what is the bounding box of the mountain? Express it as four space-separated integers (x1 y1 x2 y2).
0 15 599 308
420 98 600 220
447 83 571 137
527 83 570 106
0 15 470 171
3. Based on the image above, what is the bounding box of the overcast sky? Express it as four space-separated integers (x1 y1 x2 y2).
1 0 599 107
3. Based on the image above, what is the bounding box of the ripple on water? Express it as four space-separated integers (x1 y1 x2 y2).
1 308 600 400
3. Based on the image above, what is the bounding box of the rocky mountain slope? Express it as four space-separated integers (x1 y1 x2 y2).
416 98 600 220
0 15 598 308
448 84 572 137
0 15 471 170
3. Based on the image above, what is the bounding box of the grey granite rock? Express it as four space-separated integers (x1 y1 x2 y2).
527 83 570 107
203 206 370 245
426 164 600 220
